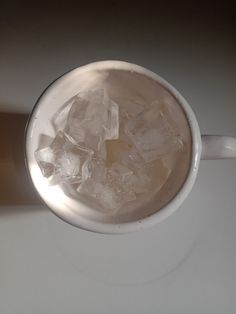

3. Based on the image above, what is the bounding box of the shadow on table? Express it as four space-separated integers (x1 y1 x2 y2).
0 112 44 214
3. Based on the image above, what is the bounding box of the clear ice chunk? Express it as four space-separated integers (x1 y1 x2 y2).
108 162 147 195
120 145 171 194
108 163 133 182
78 180 122 213
124 101 184 162
66 88 119 150
77 159 136 212
35 131 93 185
52 99 74 132
78 153 170 210
81 157 107 182
118 98 145 119
34 146 55 178
105 138 169 195
64 94 90 143
144 158 171 193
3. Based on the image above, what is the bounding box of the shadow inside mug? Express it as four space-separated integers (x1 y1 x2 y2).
0 112 44 211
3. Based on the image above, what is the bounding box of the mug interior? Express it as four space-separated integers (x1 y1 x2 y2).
26 61 198 233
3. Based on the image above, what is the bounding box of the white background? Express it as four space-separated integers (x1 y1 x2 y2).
0 2 236 313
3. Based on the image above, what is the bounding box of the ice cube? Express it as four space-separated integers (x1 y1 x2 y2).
117 98 145 119
117 149 151 194
65 94 90 143
82 157 107 182
34 146 55 178
121 145 143 166
124 101 183 162
52 98 74 132
120 145 171 194
56 150 81 178
97 141 107 160
77 159 136 212
66 88 119 150
79 178 136 213
108 162 144 195
35 131 93 185
144 157 171 193
78 180 121 213
103 97 119 141
108 162 133 182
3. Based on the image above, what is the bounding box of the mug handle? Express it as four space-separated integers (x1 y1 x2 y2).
201 135 236 159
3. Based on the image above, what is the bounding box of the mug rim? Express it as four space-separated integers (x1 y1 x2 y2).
25 60 202 234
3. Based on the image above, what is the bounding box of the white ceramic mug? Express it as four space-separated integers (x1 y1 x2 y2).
25 61 236 234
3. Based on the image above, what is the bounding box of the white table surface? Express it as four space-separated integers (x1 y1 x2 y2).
0 2 236 313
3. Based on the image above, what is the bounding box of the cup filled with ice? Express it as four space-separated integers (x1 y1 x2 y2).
35 86 185 212
26 61 193 233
